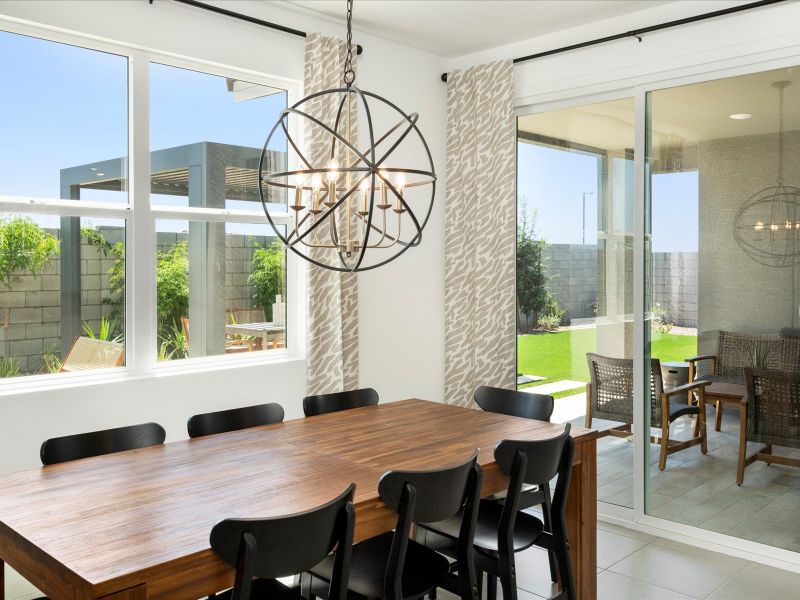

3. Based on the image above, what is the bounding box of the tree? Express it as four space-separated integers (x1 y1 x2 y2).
248 239 285 320
0 216 59 284
156 241 189 330
516 206 549 331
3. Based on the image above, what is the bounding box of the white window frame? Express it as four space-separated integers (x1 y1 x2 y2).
515 50 800 572
0 17 305 393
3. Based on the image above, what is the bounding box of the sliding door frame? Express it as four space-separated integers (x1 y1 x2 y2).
515 50 800 572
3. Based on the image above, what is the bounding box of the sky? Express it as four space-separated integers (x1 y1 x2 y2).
517 142 699 253
0 30 287 236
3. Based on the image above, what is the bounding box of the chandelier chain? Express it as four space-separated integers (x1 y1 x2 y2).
343 0 355 86
777 83 784 187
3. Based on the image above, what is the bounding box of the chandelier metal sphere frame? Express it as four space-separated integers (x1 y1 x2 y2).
733 80 800 268
258 0 436 273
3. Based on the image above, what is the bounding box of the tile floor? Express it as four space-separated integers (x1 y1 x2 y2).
438 519 800 600
552 391 800 553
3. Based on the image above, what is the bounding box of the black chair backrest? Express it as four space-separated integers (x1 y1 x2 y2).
474 386 553 421
40 422 167 466
494 424 572 486
303 387 379 417
211 483 355 600
378 451 482 600
187 402 285 438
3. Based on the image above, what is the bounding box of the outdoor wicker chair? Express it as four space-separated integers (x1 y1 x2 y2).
739 368 800 485
60 336 125 372
585 353 711 470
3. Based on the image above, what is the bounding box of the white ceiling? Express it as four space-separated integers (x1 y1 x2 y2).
274 0 672 57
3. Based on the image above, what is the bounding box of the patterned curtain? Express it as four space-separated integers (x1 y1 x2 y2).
304 33 359 396
444 60 516 407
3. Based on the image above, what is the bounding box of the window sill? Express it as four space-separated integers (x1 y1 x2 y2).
0 351 305 397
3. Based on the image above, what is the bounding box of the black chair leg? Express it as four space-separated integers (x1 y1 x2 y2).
497 566 516 600
552 541 575 600
541 486 558 584
486 574 497 600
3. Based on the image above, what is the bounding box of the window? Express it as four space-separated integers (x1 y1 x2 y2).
0 26 296 382
0 30 128 378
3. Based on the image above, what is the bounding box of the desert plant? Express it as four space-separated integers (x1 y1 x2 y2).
537 314 561 332
651 303 674 333
82 315 123 343
0 356 21 378
158 321 189 361
248 239 285 320
0 216 60 285
747 340 770 368
40 348 62 374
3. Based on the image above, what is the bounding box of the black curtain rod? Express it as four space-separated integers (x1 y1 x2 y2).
440 0 787 82
151 0 363 54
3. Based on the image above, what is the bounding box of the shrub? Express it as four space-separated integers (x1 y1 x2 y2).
156 242 189 330
82 226 124 315
651 303 674 333
82 315 123 343
537 314 561 332
517 206 549 330
0 356 20 378
0 216 59 285
158 321 189 361
40 348 62 374
248 239 285 320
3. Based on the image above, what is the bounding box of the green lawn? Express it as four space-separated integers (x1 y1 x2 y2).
517 328 697 397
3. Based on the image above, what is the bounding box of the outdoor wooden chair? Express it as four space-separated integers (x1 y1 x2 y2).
60 336 124 372
739 368 800 485
585 353 711 470
181 316 254 354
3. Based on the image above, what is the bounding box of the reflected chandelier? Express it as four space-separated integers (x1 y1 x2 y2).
259 0 436 272
733 80 800 268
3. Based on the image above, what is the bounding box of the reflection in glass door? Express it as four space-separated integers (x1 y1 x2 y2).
645 65 800 552
516 97 636 508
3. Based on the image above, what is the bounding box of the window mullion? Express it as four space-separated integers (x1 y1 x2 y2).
128 53 156 372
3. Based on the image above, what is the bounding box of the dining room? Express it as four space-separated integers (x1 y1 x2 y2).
1 1 800 600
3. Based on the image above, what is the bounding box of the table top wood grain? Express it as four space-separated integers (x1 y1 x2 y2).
0 399 596 599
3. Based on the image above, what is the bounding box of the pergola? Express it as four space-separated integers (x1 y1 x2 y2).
59 141 284 356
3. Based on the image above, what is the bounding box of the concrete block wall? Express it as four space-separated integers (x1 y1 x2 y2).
542 243 698 327
0 227 277 375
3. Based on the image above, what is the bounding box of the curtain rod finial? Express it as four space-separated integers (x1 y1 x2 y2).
441 73 448 83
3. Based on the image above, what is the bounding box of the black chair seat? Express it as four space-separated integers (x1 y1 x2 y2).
668 401 699 421
215 578 303 600
422 500 544 555
309 532 450 599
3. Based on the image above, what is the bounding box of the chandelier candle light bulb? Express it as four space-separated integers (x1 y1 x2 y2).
394 172 406 213
325 158 338 207
310 174 323 213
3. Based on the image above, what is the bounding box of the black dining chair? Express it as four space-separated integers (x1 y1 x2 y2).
418 425 576 600
473 386 558 582
302 388 379 417
40 422 167 466
474 386 554 421
210 483 356 600
188 403 285 438
306 451 482 600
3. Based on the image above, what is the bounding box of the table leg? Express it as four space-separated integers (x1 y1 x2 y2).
566 436 597 600
99 584 147 599
1 558 5 600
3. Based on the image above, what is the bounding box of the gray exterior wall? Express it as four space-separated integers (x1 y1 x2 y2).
542 243 698 327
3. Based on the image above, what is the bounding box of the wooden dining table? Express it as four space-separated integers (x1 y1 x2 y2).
0 399 597 600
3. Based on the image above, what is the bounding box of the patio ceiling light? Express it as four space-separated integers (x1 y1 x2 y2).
258 0 436 272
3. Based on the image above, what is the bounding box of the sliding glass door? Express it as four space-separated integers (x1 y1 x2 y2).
517 60 800 558
644 65 800 552
516 97 636 508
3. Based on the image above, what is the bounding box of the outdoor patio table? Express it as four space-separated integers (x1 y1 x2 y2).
0 400 598 600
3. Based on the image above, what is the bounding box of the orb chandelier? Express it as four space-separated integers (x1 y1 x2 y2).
259 0 436 272
733 80 800 268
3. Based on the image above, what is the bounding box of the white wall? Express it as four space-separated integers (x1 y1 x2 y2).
0 1 446 596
